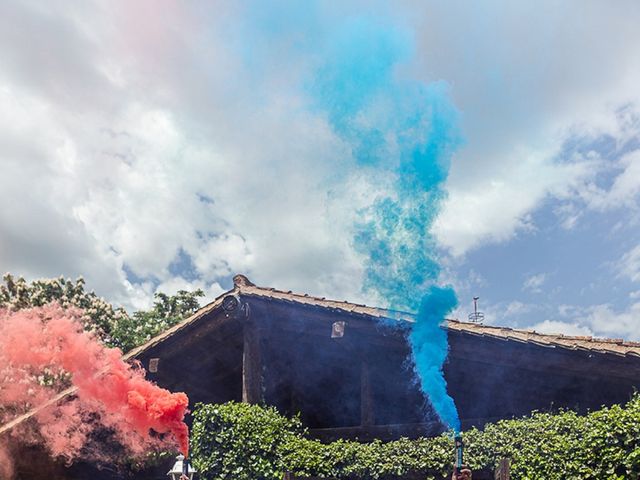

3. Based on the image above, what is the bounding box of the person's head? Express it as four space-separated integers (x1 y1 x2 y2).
452 465 472 480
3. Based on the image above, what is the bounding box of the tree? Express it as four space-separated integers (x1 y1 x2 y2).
112 289 205 352
0 273 205 352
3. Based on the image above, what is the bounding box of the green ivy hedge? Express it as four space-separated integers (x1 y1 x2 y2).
191 395 640 480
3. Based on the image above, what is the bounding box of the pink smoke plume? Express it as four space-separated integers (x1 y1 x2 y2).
0 304 189 477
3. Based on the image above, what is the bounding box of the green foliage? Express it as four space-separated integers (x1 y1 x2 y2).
0 273 204 352
112 288 205 352
190 402 453 480
191 395 640 480
191 402 304 480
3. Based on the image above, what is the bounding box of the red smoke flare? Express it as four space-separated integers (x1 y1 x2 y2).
0 304 189 474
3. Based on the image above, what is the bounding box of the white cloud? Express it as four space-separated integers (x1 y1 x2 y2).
618 245 640 283
433 111 640 256
528 320 594 337
2 0 640 315
552 203 582 231
582 303 640 340
523 273 547 293
504 301 533 317
610 150 640 207
0 76 369 308
421 0 640 255
434 150 579 256
558 304 582 318
570 149 640 213
0 1 368 310
546 302 640 340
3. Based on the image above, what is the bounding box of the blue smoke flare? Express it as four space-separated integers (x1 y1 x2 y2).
243 3 462 430
307 15 463 430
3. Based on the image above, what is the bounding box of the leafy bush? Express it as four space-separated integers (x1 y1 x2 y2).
191 395 640 480
191 403 304 479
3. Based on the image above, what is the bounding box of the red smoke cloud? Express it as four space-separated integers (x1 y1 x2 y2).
0 304 189 477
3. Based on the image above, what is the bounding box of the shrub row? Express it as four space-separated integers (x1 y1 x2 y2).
191 395 640 480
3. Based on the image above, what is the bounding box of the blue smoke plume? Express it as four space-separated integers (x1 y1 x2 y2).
243 3 462 431
307 15 463 430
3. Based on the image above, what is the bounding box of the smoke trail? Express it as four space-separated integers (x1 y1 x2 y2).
227 1 461 429
306 15 463 430
0 304 189 475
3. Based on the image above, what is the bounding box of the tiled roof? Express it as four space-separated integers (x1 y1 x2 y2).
233 274 415 323
231 274 640 358
446 319 640 358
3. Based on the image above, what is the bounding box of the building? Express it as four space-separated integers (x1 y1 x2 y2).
131 274 640 441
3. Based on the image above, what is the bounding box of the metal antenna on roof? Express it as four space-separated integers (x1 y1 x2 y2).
468 296 484 324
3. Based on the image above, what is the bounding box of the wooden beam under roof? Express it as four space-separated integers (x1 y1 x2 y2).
242 319 263 404
360 360 374 427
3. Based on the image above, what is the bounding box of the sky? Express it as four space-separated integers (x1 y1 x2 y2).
1 1 639 340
